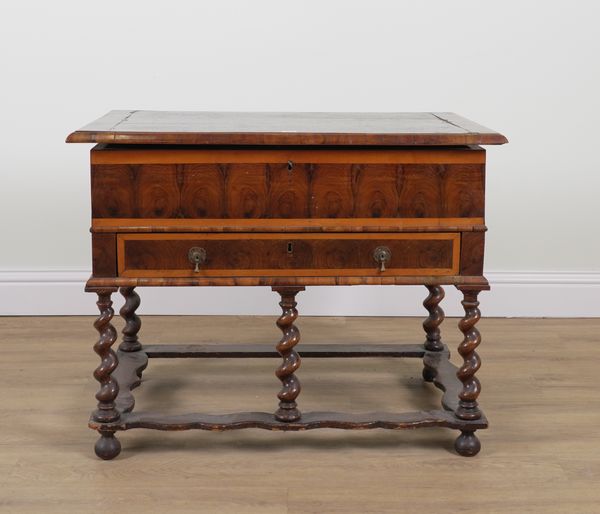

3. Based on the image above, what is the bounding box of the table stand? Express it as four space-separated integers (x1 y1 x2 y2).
87 283 487 460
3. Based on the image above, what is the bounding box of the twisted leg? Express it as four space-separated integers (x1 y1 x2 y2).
422 285 445 382
272 286 304 422
92 289 121 460
119 287 142 353
454 286 484 456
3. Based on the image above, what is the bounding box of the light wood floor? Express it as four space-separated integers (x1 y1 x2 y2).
1 316 599 514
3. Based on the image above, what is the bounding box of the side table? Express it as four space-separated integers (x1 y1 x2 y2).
67 111 507 459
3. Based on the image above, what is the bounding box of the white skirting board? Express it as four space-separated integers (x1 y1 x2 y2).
0 270 599 317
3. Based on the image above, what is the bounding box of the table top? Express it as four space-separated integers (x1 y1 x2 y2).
66 111 507 146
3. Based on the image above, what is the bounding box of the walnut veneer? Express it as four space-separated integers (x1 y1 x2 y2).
67 110 506 459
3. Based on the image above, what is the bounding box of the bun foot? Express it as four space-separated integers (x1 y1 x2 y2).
454 430 481 457
95 430 121 460
422 367 436 382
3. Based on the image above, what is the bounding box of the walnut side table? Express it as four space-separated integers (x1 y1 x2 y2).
67 111 507 459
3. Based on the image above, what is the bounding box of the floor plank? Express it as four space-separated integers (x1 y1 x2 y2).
0 316 599 513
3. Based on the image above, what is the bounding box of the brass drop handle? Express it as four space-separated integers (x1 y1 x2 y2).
373 246 392 272
188 247 207 272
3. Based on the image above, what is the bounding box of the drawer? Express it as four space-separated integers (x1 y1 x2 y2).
91 147 485 220
117 233 460 278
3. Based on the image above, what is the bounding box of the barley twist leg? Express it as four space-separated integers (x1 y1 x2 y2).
119 286 142 353
454 287 484 457
272 286 304 422
92 289 121 460
422 285 445 382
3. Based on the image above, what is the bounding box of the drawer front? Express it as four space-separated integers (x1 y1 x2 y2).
117 233 460 278
91 148 485 221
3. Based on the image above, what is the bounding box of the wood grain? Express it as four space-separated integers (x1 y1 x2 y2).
116 232 460 278
85 274 487 288
91 217 486 233
90 145 487 165
136 164 180 218
91 233 116 276
226 164 269 218
66 111 508 146
91 162 485 219
267 162 310 218
460 232 485 275
179 164 226 218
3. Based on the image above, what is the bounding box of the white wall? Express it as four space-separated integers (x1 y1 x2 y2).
1 1 599 316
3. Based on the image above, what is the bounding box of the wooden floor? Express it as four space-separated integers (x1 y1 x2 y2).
1 315 599 513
